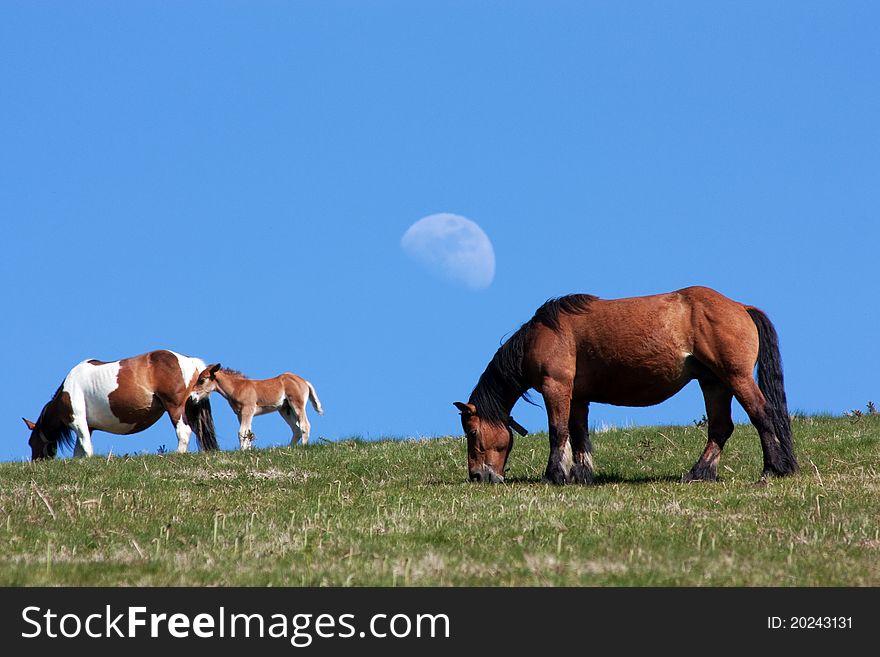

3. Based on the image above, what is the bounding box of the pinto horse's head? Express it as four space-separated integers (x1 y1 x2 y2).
189 363 222 403
454 402 527 483
23 417 58 460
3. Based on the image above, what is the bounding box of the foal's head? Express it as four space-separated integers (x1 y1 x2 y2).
453 402 515 483
189 363 223 403
23 417 58 460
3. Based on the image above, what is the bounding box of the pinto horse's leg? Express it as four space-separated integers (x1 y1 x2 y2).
684 379 734 482
568 400 593 484
542 379 574 485
166 405 192 453
72 421 94 458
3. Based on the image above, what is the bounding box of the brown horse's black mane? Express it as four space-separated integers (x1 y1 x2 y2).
220 367 248 378
469 294 598 424
532 294 598 331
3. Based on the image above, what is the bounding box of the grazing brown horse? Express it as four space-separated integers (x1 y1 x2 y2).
23 350 217 460
189 364 324 449
455 286 797 484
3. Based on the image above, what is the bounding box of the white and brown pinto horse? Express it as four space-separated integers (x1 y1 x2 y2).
23 350 218 460
456 286 798 484
189 365 323 449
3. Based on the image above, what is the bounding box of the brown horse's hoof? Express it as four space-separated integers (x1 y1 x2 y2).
682 469 717 483
569 464 593 485
542 467 568 485
762 464 797 479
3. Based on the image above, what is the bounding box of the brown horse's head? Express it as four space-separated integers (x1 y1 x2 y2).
454 402 516 483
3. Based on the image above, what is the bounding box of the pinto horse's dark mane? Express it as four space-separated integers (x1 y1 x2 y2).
469 294 598 424
37 384 76 452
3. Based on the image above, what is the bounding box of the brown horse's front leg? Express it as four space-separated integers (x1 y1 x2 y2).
543 381 573 485
568 400 593 484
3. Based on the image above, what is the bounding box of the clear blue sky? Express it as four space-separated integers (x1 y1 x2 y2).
2 2 878 462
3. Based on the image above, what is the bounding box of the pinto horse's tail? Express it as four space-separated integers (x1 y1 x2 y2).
185 396 219 451
746 307 798 474
306 381 324 416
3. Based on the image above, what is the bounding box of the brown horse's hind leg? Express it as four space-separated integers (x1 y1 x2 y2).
542 380 574 485
569 400 593 484
684 379 734 482
729 375 792 480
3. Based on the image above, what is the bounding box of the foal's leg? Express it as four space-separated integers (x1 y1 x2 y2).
684 379 734 482
167 405 192 453
568 400 593 484
280 403 307 446
296 402 311 445
729 375 791 479
542 379 574 485
238 410 256 450
281 400 312 447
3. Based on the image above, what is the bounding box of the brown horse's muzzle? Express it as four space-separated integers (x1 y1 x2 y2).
469 465 504 484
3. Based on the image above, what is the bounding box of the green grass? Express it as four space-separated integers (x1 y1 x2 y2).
1 415 878 586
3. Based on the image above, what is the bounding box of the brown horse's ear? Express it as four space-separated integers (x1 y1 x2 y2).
508 416 529 436
22 418 36 431
208 363 222 377
453 402 476 416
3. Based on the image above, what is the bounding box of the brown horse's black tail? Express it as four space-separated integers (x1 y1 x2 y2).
746 307 798 474
185 397 219 451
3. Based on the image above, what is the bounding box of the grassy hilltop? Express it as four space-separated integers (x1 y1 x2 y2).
1 414 878 586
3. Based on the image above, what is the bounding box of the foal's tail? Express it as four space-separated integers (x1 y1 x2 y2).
306 381 324 416
746 307 797 474
185 396 219 451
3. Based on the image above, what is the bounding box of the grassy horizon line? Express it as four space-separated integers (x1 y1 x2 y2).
1 414 877 586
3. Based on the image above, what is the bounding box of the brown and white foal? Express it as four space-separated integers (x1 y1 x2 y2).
189 364 324 449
